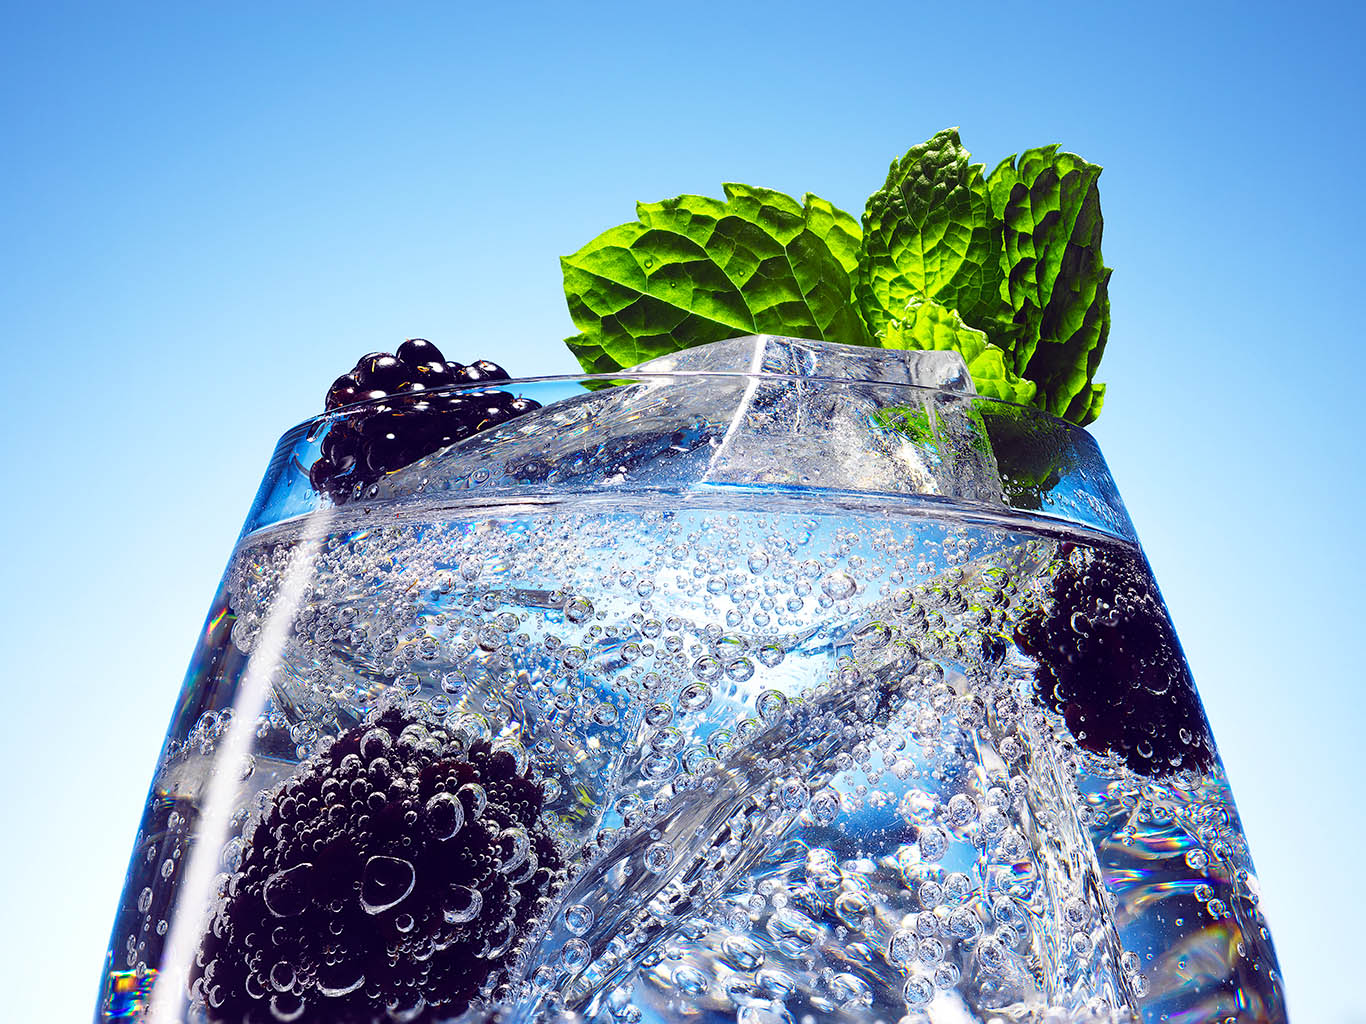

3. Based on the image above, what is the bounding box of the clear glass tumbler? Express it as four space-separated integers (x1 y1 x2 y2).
96 337 1288 1024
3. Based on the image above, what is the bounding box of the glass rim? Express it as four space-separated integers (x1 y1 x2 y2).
294 370 1087 437
244 369 1133 547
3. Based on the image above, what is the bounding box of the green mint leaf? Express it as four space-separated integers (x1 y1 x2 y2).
561 130 1114 427
564 332 621 375
561 186 870 373
883 297 1037 407
856 128 1006 342
986 146 1111 424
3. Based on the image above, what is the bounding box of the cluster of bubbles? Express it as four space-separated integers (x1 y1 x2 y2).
117 805 189 976
109 500 1282 1022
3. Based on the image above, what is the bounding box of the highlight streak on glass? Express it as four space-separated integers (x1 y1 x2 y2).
144 513 330 1024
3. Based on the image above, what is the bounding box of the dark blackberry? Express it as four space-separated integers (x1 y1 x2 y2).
354 353 407 392
326 375 362 410
1014 544 1215 775
310 341 540 504
395 338 444 368
456 360 511 384
194 707 564 1024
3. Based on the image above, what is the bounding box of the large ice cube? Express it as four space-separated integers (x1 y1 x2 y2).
630 333 975 389
630 335 1001 499
366 335 1005 505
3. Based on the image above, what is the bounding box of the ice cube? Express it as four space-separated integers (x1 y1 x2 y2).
364 335 1004 506
629 333 974 390
628 335 1002 500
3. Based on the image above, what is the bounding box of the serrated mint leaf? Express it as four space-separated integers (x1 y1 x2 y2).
561 186 870 373
564 333 621 375
857 128 1007 343
883 297 1036 407
986 146 1111 425
801 193 863 277
560 130 1114 426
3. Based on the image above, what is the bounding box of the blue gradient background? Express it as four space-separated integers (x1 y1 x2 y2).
2 3 1359 1020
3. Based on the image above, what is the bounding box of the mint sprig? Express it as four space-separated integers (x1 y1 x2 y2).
562 185 871 374
562 129 1111 426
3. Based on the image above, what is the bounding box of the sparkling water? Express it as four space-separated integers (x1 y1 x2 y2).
98 489 1286 1023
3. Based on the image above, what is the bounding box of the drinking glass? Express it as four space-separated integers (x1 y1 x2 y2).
96 337 1288 1024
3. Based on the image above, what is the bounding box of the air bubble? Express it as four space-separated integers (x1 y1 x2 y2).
359 728 391 761
644 842 673 873
756 690 787 722
721 934 765 971
933 961 960 989
852 619 892 654
360 855 415 915
756 643 785 668
592 702 619 726
564 597 594 623
561 938 591 971
1063 897 1091 929
726 657 755 682
496 827 531 875
458 782 487 819
672 964 709 997
904 973 934 1006
644 703 672 727
943 872 973 904
917 824 949 861
917 936 946 964
945 793 977 828
828 972 872 1007
808 789 841 826
918 880 944 908
423 792 464 840
947 907 982 939
821 571 856 600
678 681 714 711
262 863 313 918
980 936 1011 973
443 885 482 924
564 903 595 936
780 778 808 810
269 961 296 992
888 930 915 965
755 967 796 1000
690 657 723 683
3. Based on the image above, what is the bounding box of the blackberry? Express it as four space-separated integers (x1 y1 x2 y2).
194 707 564 1024
1014 544 1215 775
308 340 540 504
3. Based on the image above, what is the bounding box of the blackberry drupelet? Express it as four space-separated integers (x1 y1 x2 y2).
308 339 539 504
1014 543 1216 775
194 707 564 1024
